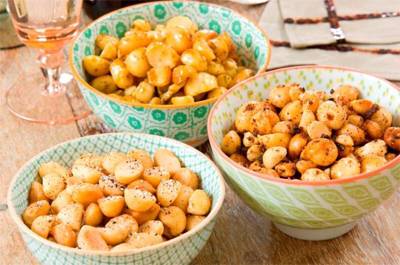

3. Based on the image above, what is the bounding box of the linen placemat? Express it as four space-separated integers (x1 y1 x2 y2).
259 0 400 80
279 0 400 48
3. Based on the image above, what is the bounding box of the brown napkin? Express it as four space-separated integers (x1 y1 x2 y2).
279 0 400 48
259 0 400 80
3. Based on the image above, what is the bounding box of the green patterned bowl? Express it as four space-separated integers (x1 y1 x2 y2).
7 133 225 265
69 1 270 147
208 65 400 240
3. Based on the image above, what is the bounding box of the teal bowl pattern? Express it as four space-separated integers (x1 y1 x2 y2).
7 133 225 265
208 65 400 239
70 1 270 146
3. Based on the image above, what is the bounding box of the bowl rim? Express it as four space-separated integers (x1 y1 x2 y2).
7 132 226 256
68 0 271 110
207 64 400 186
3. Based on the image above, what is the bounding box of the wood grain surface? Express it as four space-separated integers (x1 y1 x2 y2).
0 1 399 265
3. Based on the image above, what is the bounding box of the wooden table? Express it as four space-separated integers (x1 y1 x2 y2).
1 1 399 264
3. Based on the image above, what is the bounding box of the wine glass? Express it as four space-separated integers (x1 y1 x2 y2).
6 0 90 124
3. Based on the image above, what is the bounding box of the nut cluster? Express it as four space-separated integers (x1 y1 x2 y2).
82 16 253 106
23 148 211 251
221 84 400 181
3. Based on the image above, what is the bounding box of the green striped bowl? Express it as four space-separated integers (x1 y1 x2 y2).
7 133 225 264
208 65 400 240
69 1 270 147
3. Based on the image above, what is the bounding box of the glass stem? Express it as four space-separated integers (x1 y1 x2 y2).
37 50 66 96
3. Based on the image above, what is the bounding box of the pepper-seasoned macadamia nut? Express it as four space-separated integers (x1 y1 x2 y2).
143 167 171 188
114 158 144 185
128 179 157 194
157 179 182 207
57 203 84 231
42 173 65 200
125 188 156 212
99 175 125 196
23 200 51 227
31 215 56 238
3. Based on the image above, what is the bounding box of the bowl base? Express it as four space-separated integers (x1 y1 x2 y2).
273 222 356 241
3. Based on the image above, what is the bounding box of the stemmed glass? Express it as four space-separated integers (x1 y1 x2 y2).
6 0 90 124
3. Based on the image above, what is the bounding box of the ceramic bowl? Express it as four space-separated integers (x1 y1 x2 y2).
208 65 400 240
69 1 270 146
7 133 225 265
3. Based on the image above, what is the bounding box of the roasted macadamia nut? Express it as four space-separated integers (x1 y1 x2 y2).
221 130 241 155
172 168 199 190
330 156 361 179
317 101 347 129
301 138 338 167
333 85 359 105
23 200 51 227
279 100 303 125
384 127 400 152
23 147 212 250
159 206 187 237
355 140 387 158
269 85 291 108
29 181 48 204
221 84 398 181
301 168 330 181
263 147 287 169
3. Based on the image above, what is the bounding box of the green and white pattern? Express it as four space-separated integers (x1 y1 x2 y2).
209 66 400 229
8 133 224 265
71 1 269 146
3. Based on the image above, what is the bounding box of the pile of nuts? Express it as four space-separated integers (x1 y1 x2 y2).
221 84 400 181
22 148 211 250
82 16 253 105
